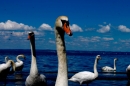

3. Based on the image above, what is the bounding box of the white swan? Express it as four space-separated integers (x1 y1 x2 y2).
0 60 15 82
102 58 117 72
69 55 101 85
25 31 46 86
54 16 72 86
126 65 130 80
15 54 25 71
5 56 9 63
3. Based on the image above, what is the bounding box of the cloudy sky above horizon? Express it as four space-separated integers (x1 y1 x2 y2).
0 0 130 51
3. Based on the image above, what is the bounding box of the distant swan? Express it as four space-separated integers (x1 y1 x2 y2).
69 55 101 85
25 31 46 86
0 60 15 84
5 56 9 63
15 54 25 71
102 58 117 72
54 16 72 86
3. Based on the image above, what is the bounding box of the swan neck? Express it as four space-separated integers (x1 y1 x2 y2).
7 60 15 71
55 27 68 86
30 38 36 57
16 55 21 62
94 58 98 78
114 60 116 70
29 37 38 75
5 57 9 63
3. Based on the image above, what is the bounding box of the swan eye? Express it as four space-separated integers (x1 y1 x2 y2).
61 20 69 26
29 32 34 36
66 21 69 26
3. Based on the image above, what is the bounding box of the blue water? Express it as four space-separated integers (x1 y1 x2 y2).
0 49 130 86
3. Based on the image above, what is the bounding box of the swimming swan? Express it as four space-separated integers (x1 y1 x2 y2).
25 31 46 86
54 16 72 86
69 55 101 85
0 60 15 83
5 56 9 63
15 54 26 71
102 58 117 72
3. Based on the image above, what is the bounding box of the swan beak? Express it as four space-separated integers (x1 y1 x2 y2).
63 23 73 36
27 35 31 40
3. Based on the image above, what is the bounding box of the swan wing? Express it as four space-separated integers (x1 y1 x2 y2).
25 74 46 86
0 64 10 72
69 71 95 84
15 61 23 67
102 66 114 71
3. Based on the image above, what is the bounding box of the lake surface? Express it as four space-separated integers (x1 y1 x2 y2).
0 49 130 86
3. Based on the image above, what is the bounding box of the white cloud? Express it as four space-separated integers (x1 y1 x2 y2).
12 32 25 36
3 36 10 39
70 24 83 32
97 24 111 33
118 25 130 32
102 37 114 41
77 36 101 42
0 20 35 30
91 36 101 42
85 28 95 31
49 40 55 44
39 23 53 31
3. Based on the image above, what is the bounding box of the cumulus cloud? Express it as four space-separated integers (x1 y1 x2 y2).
97 24 111 33
118 25 130 32
102 37 114 41
39 23 53 31
70 24 83 32
85 28 95 31
12 32 25 36
3 36 10 39
0 20 35 30
77 36 101 42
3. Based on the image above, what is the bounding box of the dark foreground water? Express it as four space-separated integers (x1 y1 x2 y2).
0 49 130 86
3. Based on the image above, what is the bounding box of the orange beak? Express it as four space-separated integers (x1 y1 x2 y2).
27 35 31 40
63 23 72 36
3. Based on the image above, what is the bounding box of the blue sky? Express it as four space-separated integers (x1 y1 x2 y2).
0 0 130 51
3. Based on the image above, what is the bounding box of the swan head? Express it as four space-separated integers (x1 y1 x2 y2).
28 31 35 40
18 54 26 60
114 58 118 61
5 56 9 63
96 55 101 60
9 60 16 71
55 16 72 36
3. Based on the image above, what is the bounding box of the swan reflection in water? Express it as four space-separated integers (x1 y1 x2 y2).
14 73 24 86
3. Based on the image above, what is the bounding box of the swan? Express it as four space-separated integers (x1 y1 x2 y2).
126 65 130 80
102 58 117 72
54 16 72 86
5 56 9 63
0 60 15 83
15 54 25 71
69 55 101 85
25 31 46 86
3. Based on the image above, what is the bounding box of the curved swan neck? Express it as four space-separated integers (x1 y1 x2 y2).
114 59 116 70
55 27 68 86
29 36 38 75
16 55 22 62
5 56 9 63
94 58 98 78
7 60 15 71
